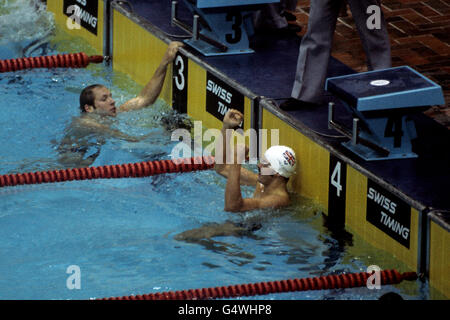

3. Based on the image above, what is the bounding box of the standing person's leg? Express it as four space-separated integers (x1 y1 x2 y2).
281 0 342 109
253 1 301 32
347 0 391 70
254 3 288 29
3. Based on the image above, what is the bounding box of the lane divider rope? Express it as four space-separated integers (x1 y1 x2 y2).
99 269 417 300
0 52 104 73
0 156 215 188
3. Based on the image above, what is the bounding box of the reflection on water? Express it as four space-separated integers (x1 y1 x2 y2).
174 194 356 280
170 192 428 300
55 116 107 168
175 220 263 266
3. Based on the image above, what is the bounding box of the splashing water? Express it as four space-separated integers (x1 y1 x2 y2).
0 0 55 45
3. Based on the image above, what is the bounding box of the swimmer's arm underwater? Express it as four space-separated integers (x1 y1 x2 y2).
78 117 140 142
119 42 184 112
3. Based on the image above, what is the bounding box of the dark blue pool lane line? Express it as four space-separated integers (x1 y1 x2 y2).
124 0 449 211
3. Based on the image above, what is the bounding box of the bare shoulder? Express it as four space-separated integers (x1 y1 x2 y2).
77 116 97 126
237 192 290 212
76 115 109 130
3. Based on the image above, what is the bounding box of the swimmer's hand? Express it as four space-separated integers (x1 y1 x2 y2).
162 41 184 65
223 109 243 130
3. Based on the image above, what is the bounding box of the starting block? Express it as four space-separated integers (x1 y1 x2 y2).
326 66 445 161
171 0 279 56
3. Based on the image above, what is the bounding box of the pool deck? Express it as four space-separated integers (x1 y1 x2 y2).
299 0 450 130
124 0 450 212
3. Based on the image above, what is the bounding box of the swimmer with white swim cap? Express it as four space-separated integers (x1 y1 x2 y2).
214 109 297 212
260 145 296 179
174 110 297 241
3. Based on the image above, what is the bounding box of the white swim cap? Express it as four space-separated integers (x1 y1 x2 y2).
263 145 296 178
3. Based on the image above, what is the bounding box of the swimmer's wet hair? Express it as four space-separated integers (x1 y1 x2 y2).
79 84 105 113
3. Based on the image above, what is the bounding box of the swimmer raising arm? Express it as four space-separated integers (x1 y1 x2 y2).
58 41 184 168
76 41 184 139
79 41 184 117
217 110 297 212
224 151 290 212
120 41 184 112
214 109 259 186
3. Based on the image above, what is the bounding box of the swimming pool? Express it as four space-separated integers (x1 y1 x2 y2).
0 2 429 300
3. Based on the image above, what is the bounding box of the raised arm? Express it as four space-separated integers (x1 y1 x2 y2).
119 41 184 112
214 109 258 186
224 152 287 212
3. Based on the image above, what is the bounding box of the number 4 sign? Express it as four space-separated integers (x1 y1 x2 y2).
331 161 343 197
328 154 347 227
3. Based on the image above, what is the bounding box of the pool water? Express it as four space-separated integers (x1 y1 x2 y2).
0 1 429 300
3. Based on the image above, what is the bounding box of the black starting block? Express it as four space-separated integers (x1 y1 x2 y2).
171 0 279 56
326 66 445 161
